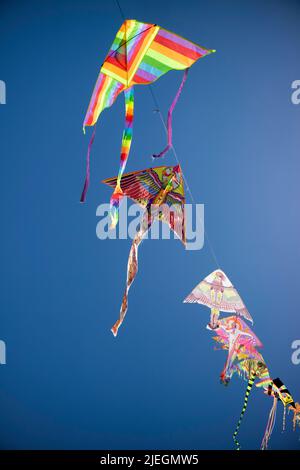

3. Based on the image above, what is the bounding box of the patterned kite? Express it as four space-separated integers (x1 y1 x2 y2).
188 280 298 452
184 270 253 329
81 19 215 227
234 365 298 449
212 316 262 385
210 322 298 450
103 165 185 336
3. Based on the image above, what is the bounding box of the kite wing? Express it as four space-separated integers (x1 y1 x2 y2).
236 351 269 380
260 378 296 407
218 316 262 348
103 167 163 207
184 270 253 323
83 19 213 128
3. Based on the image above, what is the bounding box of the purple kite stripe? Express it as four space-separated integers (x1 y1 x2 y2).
158 28 207 55
134 68 157 83
83 73 107 126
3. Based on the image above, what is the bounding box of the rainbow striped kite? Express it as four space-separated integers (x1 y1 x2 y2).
81 19 215 227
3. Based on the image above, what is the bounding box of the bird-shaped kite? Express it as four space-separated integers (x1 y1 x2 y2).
103 165 185 336
184 270 253 329
81 19 215 227
211 323 268 450
212 316 262 385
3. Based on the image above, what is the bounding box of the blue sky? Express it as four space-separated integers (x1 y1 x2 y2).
0 0 300 449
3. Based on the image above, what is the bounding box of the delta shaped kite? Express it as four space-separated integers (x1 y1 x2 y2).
103 165 185 336
81 19 215 227
184 270 253 329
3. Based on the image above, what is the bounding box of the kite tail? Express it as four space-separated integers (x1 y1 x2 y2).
282 403 286 432
80 127 96 202
261 396 278 450
233 371 256 450
110 86 134 228
111 220 148 337
153 68 189 159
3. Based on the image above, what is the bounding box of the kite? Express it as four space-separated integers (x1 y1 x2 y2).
212 316 262 385
183 270 253 329
238 368 297 450
228 350 272 450
81 19 215 227
209 317 265 449
103 165 185 336
212 325 297 450
236 372 297 450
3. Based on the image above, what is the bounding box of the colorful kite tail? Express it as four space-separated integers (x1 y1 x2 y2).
233 371 256 450
111 224 147 337
261 395 278 450
80 127 96 202
152 68 189 159
109 188 124 229
110 86 134 228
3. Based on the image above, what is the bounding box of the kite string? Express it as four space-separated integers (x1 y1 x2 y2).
148 85 221 269
116 0 126 20
115 0 220 270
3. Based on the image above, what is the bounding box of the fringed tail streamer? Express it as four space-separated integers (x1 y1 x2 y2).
153 69 189 159
233 371 256 450
282 404 286 432
261 396 278 450
111 213 151 337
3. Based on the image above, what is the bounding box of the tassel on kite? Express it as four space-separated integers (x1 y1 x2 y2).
261 395 278 450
